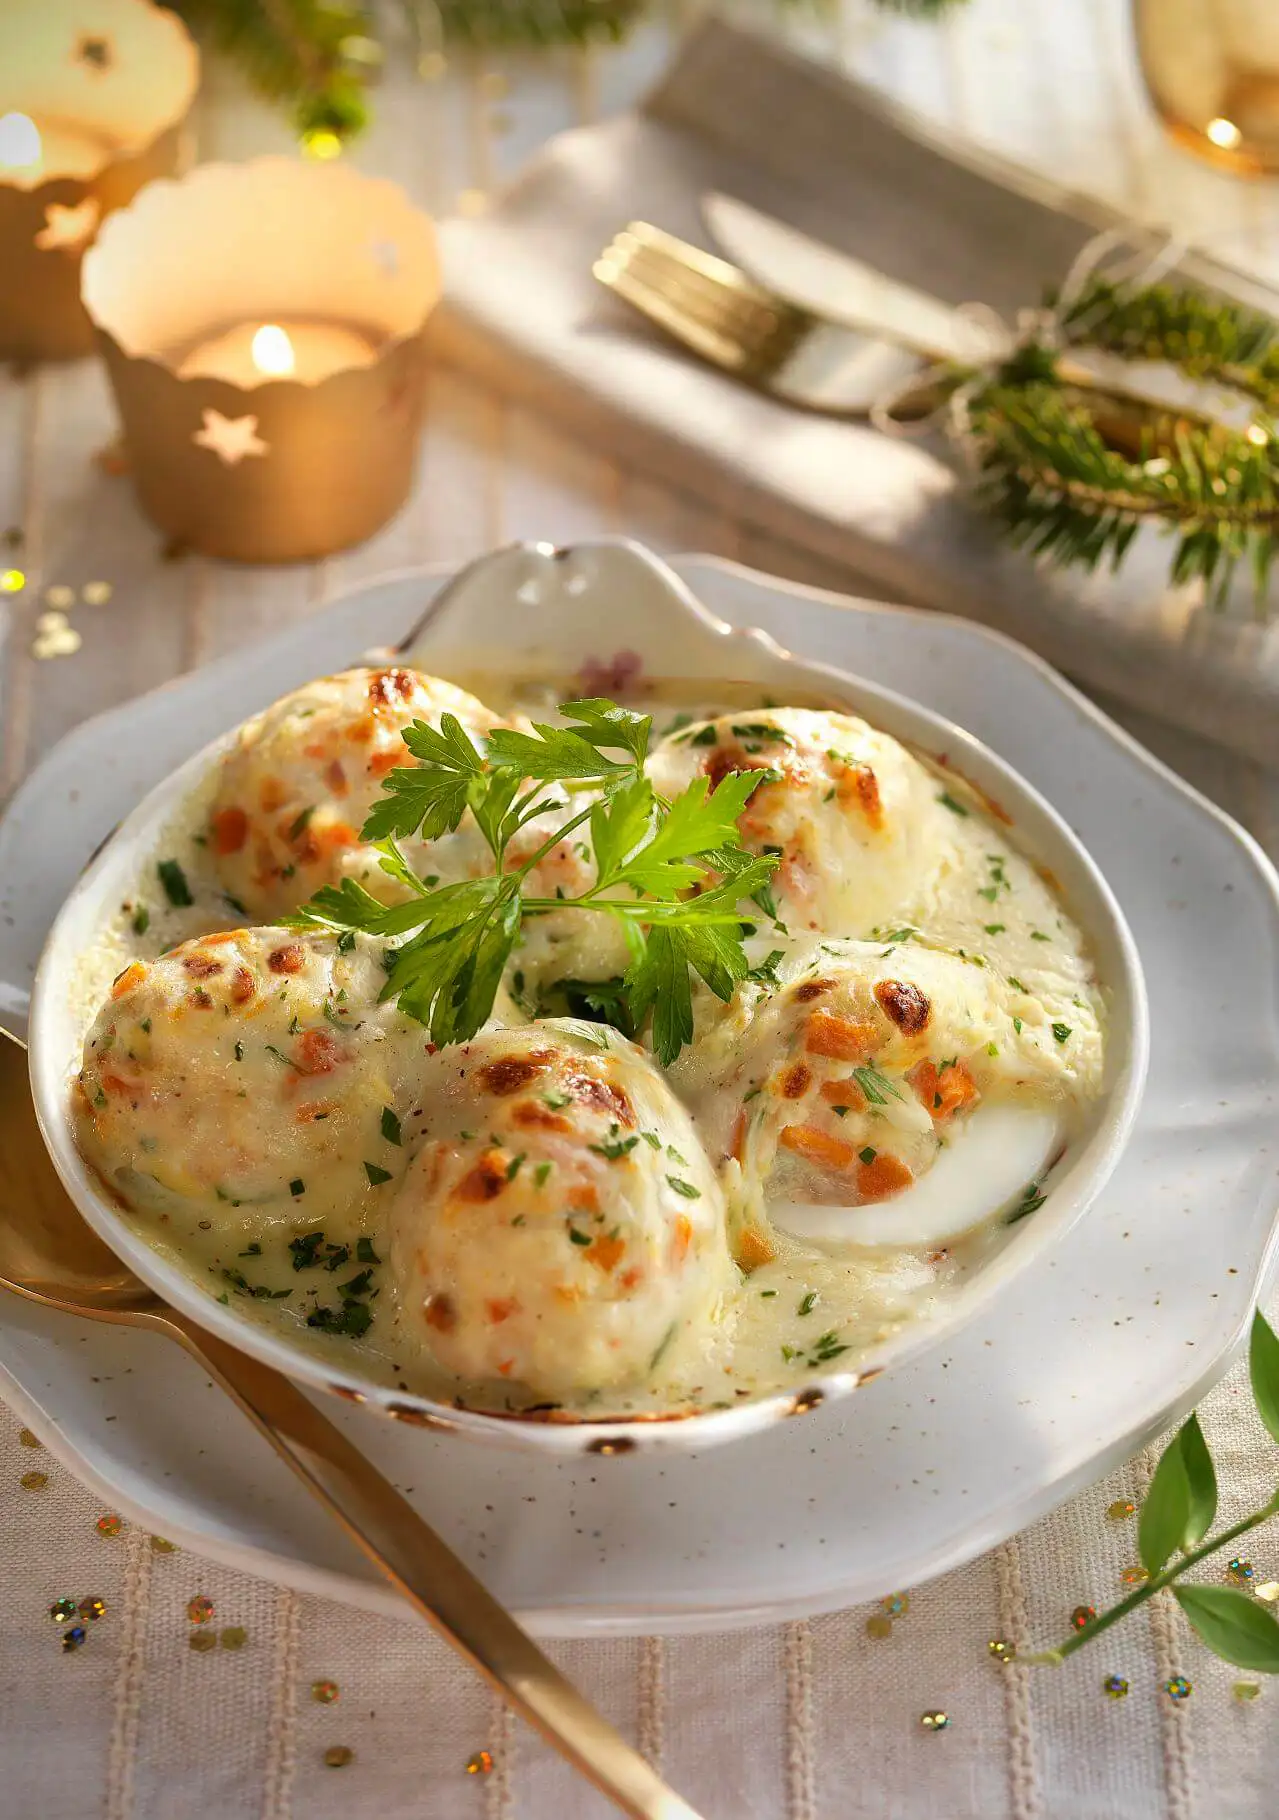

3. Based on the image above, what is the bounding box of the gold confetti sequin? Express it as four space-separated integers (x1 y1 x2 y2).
49 1599 78 1624
466 1750 494 1776
920 1710 950 1732
187 1595 214 1624
1071 1605 1096 1631
81 581 112 605
881 1592 909 1618
311 1680 339 1704
61 1625 87 1653
18 1429 41 1448
865 1614 894 1640
324 1746 354 1768
1227 1558 1255 1584
1102 1674 1128 1699
1 568 26 593
44 584 75 609
1255 1581 1279 1602
1234 1681 1262 1702
78 1597 106 1623
1165 1674 1192 1702
301 129 343 160
220 1627 247 1651
20 1471 48 1490
988 1639 1015 1664
32 612 81 660
149 1536 176 1554
95 1514 122 1538
1106 1500 1135 1520
189 1631 217 1653
1120 1566 1149 1585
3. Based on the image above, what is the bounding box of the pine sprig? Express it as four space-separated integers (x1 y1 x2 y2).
962 276 1279 608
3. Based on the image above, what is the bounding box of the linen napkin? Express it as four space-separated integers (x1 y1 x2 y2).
433 15 1279 766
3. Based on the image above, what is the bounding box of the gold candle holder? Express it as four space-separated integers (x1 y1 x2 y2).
1134 0 1279 175
81 157 440 563
0 0 198 361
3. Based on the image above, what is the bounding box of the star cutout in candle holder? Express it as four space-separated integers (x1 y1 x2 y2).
193 410 269 465
76 35 113 71
35 199 100 253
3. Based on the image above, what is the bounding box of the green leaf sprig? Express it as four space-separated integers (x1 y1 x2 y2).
287 697 778 1063
1021 1311 1279 1674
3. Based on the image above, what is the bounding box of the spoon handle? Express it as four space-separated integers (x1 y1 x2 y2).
161 1310 701 1820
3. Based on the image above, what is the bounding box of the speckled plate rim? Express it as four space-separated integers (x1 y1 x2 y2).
0 551 1277 1636
24 541 1145 1457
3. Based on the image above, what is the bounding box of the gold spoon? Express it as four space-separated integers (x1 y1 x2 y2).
0 1026 700 1820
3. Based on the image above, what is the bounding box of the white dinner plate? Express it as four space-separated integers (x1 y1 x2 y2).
1 548 1277 1635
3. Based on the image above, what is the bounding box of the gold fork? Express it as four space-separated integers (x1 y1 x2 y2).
593 220 934 415
593 220 1239 436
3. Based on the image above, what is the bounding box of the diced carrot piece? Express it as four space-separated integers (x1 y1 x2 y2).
111 961 146 999
485 1297 519 1324
325 759 349 797
729 1107 748 1162
424 1294 456 1332
259 778 286 812
778 1123 857 1170
211 806 249 854
318 820 358 852
819 1078 866 1112
568 1183 600 1214
805 1010 878 1061
857 1152 915 1199
909 1059 979 1122
670 1216 693 1264
100 1073 132 1097
293 1029 341 1075
619 1266 644 1290
587 1234 626 1273
369 747 403 776
736 1227 775 1271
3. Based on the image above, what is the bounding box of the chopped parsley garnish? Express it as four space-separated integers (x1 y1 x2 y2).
640 1130 662 1149
798 1290 818 1316
233 1040 244 1061
264 1044 293 1067
1013 1016 1023 1034
937 791 969 817
157 859 192 907
568 1227 592 1246
977 886 999 903
131 904 150 936
1006 1181 1047 1224
589 1134 640 1161
686 724 718 746
306 1300 372 1338
851 1064 903 1107
364 1161 393 1186
140 1018 152 1035
759 1288 778 1298
984 923 1006 935
667 1176 700 1199
289 1179 305 1196
747 949 786 986
337 930 356 953
339 1268 375 1298
1031 930 1051 942
288 806 315 840
1008 976 1028 993
858 1146 877 1165
239 1242 262 1257
289 1232 325 1269
543 1089 572 1111
356 1236 380 1264
381 1106 402 1146
534 1161 552 1188
1052 1022 1072 1044
505 1152 526 1180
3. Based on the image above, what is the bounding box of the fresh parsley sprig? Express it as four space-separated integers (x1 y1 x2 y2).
288 697 778 1063
1020 1312 1279 1674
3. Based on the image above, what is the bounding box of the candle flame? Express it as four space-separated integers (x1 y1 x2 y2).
0 112 42 171
251 324 295 378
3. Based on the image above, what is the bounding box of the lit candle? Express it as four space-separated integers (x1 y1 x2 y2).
175 319 383 386
0 111 118 185
0 1 198 361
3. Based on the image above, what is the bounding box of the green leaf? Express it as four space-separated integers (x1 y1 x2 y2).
589 776 655 885
625 927 694 1066
618 772 762 897
362 712 485 842
484 717 637 784
1173 1585 1279 1671
1178 1413 1218 1548
559 698 652 765
1250 1310 1279 1445
1139 1429 1191 1576
286 876 434 939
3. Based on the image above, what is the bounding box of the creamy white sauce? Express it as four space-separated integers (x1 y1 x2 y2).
68 671 1108 1420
